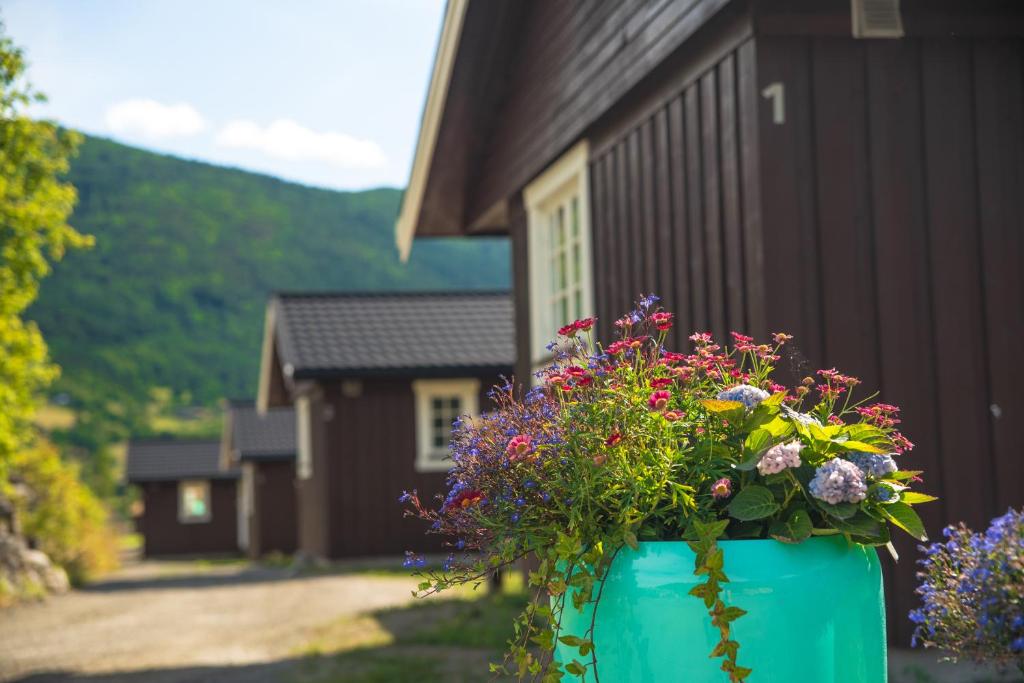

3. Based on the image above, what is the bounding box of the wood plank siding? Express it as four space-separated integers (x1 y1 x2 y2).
137 481 238 557
583 32 1024 644
248 460 297 557
300 376 503 559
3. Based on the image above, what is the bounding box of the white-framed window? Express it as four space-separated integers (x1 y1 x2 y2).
178 480 211 524
524 141 594 365
412 378 480 472
296 395 313 480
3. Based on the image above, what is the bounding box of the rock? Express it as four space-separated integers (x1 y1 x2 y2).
0 520 68 604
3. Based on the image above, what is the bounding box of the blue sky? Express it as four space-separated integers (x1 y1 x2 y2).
1 0 445 190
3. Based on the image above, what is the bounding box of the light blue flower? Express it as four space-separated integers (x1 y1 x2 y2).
809 458 868 504
716 384 770 410
848 452 898 478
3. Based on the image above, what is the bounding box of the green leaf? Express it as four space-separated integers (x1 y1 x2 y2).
727 485 780 521
879 501 928 541
693 518 730 541
558 635 585 647
764 390 788 406
831 512 883 539
743 428 772 458
623 530 639 551
702 399 745 413
769 508 812 543
890 470 923 481
837 440 886 454
564 660 586 676
900 492 938 504
818 501 858 520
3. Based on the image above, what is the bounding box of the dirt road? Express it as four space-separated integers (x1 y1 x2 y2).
0 559 421 683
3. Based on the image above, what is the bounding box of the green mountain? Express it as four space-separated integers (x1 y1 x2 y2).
29 135 510 421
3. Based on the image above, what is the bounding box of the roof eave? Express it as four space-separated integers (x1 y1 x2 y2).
395 0 469 262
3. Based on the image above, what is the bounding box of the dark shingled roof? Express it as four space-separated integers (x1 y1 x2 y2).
272 291 515 378
126 440 239 483
229 402 295 461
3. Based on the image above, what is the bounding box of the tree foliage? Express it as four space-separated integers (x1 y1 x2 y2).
0 24 92 485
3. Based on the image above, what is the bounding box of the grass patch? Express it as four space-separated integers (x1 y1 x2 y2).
293 578 531 683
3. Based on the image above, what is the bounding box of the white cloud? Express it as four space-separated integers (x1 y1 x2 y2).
215 119 387 169
105 99 207 139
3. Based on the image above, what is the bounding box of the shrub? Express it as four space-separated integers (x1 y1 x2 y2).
11 439 119 585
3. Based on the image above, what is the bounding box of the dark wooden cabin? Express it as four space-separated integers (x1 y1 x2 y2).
126 440 239 557
257 291 515 560
395 0 1024 644
221 401 298 558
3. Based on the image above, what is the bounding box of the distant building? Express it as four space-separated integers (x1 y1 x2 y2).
221 401 297 558
126 440 239 557
257 291 515 560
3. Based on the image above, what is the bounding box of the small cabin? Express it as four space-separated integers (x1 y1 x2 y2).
257 291 515 560
221 401 298 558
126 440 239 557
395 0 1024 643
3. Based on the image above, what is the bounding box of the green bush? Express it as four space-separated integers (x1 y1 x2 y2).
11 439 119 585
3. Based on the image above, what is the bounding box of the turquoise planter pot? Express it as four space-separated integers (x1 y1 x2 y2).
553 536 886 682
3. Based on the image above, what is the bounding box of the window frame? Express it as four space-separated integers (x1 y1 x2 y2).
296 395 313 480
412 378 480 473
524 140 595 366
178 479 212 524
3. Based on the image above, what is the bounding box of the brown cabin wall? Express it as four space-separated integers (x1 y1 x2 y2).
752 33 1024 645
507 13 1024 645
248 459 297 558
137 480 238 557
299 374 505 560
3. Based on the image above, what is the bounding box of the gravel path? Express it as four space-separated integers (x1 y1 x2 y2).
0 559 421 683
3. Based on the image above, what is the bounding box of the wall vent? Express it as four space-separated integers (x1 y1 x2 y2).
851 0 905 38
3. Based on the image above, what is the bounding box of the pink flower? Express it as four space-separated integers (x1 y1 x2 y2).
506 435 532 461
626 335 649 349
606 341 628 356
648 390 671 411
650 312 674 331
592 454 608 467
650 377 674 389
772 332 793 345
711 478 733 499
605 432 622 447
546 373 568 386
558 323 578 337
565 366 588 378
663 410 683 422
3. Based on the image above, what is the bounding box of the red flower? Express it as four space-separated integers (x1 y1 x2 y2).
648 390 671 411
575 376 593 388
445 489 483 511
605 432 622 447
626 335 648 349
573 317 596 333
650 377 674 389
650 312 674 331
565 366 588 378
558 323 579 337
772 332 793 345
663 410 683 422
546 373 568 386
606 341 628 355
506 434 532 461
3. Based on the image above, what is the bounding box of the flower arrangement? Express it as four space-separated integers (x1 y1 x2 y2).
401 296 933 682
910 508 1024 675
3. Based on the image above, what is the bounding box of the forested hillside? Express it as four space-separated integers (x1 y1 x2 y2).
28 136 509 461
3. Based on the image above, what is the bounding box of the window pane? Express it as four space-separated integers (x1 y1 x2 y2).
575 289 583 319
573 243 581 285
560 296 569 326
571 197 579 237
448 397 460 411
432 397 443 411
556 206 565 247
558 251 567 290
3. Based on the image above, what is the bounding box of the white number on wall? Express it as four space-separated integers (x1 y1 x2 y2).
762 82 785 125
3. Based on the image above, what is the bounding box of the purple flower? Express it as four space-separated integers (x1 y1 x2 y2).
716 384 770 410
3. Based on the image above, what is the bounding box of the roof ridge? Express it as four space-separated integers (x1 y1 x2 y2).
128 438 222 446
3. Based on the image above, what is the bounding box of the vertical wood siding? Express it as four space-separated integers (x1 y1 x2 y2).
319 376 504 559
249 460 297 558
139 481 238 557
754 35 1024 644
590 41 759 350
586 33 1024 644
